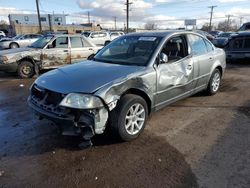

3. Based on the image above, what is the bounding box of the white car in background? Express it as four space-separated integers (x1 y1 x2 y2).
110 31 125 40
0 31 6 37
82 31 111 46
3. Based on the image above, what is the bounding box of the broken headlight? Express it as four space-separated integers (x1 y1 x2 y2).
59 93 104 109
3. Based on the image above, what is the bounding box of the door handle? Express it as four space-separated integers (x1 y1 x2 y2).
187 64 193 70
89 48 93 50
63 50 69 53
209 57 213 60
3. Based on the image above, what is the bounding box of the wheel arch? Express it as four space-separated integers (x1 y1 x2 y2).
121 88 152 115
9 42 19 48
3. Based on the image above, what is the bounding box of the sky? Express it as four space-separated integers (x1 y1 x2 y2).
0 0 250 29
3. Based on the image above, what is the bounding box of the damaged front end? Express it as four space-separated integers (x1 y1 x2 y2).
28 84 109 141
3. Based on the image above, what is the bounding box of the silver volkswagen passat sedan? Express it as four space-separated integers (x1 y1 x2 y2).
28 31 226 146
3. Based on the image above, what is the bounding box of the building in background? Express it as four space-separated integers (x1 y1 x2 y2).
9 14 66 26
7 14 101 35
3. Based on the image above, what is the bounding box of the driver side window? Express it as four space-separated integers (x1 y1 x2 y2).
52 37 68 48
160 35 188 63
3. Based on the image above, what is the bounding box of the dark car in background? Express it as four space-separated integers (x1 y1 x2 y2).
238 22 250 32
225 32 250 62
196 30 215 41
212 32 234 48
209 30 223 38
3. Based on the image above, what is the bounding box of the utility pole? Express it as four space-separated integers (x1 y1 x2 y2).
114 16 117 30
208 5 217 32
125 0 132 33
226 14 232 31
87 11 90 24
36 0 42 33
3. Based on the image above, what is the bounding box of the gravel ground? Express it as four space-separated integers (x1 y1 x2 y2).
0 62 249 188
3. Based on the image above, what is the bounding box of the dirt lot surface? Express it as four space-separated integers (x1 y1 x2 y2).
0 63 249 188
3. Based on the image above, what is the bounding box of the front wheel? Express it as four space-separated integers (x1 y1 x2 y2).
109 94 148 141
17 61 35 78
206 68 221 95
10 43 19 49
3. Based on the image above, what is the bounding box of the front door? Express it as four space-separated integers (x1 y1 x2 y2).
70 36 95 63
155 35 195 110
41 36 70 68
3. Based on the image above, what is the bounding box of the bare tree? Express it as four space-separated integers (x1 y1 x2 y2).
217 19 237 32
201 23 211 32
144 22 157 30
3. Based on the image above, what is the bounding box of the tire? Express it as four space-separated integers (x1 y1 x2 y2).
17 61 35 78
109 94 148 141
10 42 19 49
205 68 221 95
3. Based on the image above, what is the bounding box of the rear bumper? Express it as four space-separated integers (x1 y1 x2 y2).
0 62 18 72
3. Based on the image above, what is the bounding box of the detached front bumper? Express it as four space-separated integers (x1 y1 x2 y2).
0 62 18 73
27 86 109 137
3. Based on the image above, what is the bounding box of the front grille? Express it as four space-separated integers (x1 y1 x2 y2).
30 84 69 117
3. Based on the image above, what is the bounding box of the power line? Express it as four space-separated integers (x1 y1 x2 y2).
208 5 217 31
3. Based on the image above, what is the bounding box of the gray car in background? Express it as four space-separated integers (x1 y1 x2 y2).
0 34 42 49
28 31 226 147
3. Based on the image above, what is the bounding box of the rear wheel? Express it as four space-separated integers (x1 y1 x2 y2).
109 94 148 141
206 68 221 95
17 61 35 78
10 43 19 49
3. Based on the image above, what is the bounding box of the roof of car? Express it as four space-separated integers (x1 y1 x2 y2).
231 31 250 38
126 30 200 37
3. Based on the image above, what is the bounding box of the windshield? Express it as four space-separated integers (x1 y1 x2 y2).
218 33 232 38
94 35 162 66
82 32 90 37
13 35 23 40
28 36 53 49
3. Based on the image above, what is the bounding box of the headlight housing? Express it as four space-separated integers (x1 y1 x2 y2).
59 93 104 109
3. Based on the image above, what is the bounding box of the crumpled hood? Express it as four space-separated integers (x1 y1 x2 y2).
35 60 145 94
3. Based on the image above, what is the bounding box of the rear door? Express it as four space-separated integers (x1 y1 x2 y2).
70 36 95 63
41 36 71 68
18 34 32 47
155 34 195 110
187 34 214 89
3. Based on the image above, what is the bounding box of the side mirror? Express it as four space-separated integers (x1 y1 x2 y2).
159 53 168 64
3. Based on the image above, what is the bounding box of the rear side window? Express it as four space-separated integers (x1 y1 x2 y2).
204 39 214 52
187 34 207 55
70 37 83 48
